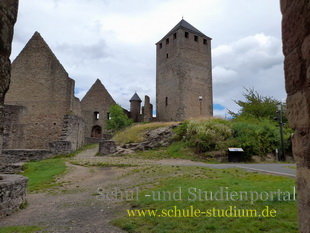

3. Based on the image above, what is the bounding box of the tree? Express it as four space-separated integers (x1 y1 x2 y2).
106 104 133 132
228 87 285 121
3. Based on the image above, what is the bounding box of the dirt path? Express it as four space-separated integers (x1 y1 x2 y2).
0 147 139 233
0 146 296 232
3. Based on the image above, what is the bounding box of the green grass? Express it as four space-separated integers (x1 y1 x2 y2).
0 226 44 233
113 166 298 233
22 158 67 192
21 143 98 192
124 141 196 160
113 122 179 144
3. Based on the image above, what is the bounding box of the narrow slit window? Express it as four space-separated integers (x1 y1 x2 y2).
165 97 168 106
107 112 110 120
166 53 169 59
166 38 169 44
94 111 99 120
173 33 177 39
159 43 162 49
203 39 207 45
194 35 198 42
185 32 189 38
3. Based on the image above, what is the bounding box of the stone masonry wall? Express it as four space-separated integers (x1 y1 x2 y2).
4 32 78 149
3 104 25 149
281 1 310 232
0 0 19 155
156 27 213 121
60 114 85 151
0 174 27 218
81 79 116 137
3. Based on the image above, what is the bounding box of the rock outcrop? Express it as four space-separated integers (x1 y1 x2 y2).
113 125 177 155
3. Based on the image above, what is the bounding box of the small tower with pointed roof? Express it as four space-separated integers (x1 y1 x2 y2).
156 19 213 121
130 92 142 122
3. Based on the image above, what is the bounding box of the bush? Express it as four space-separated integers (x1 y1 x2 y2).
106 104 133 133
231 117 292 159
176 118 232 153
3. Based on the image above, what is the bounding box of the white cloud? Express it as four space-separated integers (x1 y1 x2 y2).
11 0 285 115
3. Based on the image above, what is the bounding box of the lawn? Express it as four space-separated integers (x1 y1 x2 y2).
113 166 298 233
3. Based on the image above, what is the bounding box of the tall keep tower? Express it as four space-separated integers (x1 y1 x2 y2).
156 19 213 121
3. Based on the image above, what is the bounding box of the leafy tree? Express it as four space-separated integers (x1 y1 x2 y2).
228 87 285 121
106 104 133 133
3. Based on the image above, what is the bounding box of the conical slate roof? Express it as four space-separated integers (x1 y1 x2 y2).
157 19 212 44
130 93 142 102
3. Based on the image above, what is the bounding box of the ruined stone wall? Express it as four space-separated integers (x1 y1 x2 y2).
81 79 116 137
2 104 25 149
143 95 153 122
156 28 213 121
281 1 310 232
0 174 27 218
5 32 80 149
0 0 19 155
60 114 85 151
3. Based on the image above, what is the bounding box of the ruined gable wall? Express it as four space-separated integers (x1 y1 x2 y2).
281 1 310 232
5 33 77 149
81 80 116 137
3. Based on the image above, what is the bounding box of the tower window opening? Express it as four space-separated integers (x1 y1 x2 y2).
107 112 110 120
165 97 168 106
194 35 198 42
159 43 162 49
166 38 169 44
166 53 169 59
203 39 207 45
185 32 189 38
173 33 177 39
94 111 99 120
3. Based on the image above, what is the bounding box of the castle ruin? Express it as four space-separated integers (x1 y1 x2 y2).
1 19 213 153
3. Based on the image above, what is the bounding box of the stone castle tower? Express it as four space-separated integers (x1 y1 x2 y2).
129 93 142 122
156 19 213 121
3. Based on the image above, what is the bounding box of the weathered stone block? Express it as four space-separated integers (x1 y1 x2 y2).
0 174 27 218
98 140 117 155
301 35 310 59
284 49 305 95
292 129 310 167
281 1 309 56
296 167 310 233
286 91 310 129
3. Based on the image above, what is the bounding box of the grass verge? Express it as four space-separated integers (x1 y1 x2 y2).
0 226 44 233
113 122 179 144
22 144 97 192
22 158 67 192
113 166 297 233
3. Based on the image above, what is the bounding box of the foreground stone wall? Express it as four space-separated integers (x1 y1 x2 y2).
0 0 19 155
2 104 25 149
281 1 310 232
0 174 27 218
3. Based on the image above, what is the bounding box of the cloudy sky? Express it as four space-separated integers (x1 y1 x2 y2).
11 0 285 117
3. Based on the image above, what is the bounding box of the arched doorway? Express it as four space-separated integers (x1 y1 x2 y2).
91 125 102 138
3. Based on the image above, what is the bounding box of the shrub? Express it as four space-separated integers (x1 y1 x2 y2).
231 118 281 158
176 118 232 152
106 104 133 133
